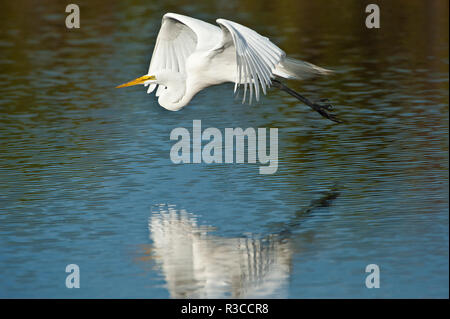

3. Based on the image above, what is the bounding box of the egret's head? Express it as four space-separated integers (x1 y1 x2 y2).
116 75 156 88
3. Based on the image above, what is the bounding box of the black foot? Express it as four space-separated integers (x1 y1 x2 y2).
317 99 333 110
272 79 343 123
310 100 342 123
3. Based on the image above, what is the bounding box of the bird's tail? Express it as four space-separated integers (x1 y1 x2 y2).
274 57 333 80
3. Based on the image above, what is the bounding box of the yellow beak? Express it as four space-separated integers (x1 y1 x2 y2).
116 75 156 88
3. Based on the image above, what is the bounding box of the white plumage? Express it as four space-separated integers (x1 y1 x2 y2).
117 13 331 111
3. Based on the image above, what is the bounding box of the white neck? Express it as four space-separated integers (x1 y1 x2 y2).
155 71 200 111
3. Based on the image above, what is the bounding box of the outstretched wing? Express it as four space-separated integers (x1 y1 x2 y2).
214 19 286 104
147 13 219 95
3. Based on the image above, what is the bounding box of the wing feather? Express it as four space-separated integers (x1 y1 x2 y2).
215 19 285 103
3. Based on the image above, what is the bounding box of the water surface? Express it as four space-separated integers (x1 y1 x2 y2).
0 0 448 298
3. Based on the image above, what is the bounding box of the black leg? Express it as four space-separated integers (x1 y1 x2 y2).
272 79 343 123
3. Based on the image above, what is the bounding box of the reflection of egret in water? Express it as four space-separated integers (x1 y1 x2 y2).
149 207 291 298
141 187 339 298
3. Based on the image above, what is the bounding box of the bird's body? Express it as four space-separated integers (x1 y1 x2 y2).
117 13 341 122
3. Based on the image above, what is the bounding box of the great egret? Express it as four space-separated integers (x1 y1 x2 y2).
117 13 341 122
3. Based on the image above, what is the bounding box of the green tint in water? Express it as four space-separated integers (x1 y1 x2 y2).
0 0 448 298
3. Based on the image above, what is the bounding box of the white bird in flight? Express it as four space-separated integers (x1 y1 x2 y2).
117 13 341 122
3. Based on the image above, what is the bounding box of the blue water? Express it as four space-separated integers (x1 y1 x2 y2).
0 0 448 298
